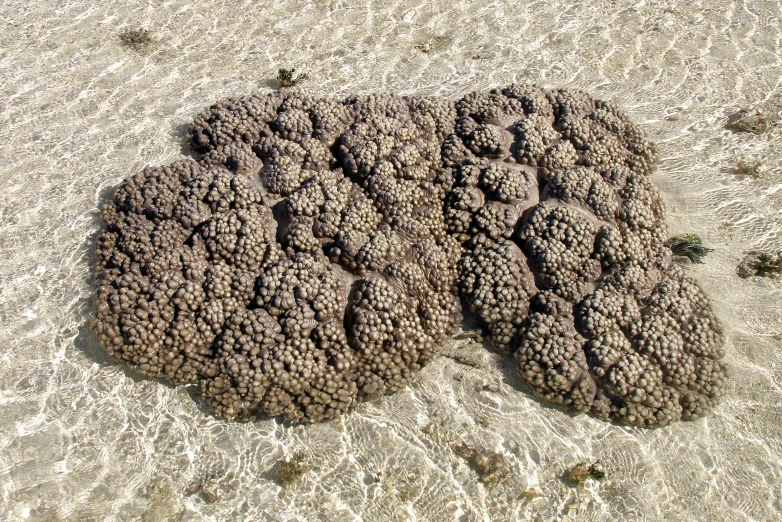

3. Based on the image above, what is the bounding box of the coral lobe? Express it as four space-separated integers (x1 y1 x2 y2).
92 85 726 427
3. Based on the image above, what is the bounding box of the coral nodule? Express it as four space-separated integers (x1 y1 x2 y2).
91 85 727 427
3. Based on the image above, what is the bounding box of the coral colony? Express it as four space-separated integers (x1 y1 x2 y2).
92 85 727 427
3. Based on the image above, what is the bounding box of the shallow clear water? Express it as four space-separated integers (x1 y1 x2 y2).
1 1 781 520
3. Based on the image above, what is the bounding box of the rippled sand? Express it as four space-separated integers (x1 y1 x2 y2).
1 1 781 520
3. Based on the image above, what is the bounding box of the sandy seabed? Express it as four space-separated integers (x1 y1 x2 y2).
1 1 781 520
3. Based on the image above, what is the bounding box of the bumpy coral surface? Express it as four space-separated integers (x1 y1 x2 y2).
92 85 727 427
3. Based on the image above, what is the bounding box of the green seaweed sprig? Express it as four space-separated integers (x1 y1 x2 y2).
565 460 605 485
735 160 764 178
276 452 312 485
737 251 782 278
119 28 154 50
277 68 309 88
665 234 713 264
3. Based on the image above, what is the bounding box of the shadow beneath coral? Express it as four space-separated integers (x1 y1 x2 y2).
490 345 584 421
172 120 201 158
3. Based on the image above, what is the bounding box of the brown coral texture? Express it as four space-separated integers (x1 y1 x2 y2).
91 85 727 427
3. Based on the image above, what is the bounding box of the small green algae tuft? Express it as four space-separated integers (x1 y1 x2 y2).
119 28 154 50
735 160 764 178
277 68 309 88
665 233 713 264
565 460 605 486
276 452 312 485
737 251 782 278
